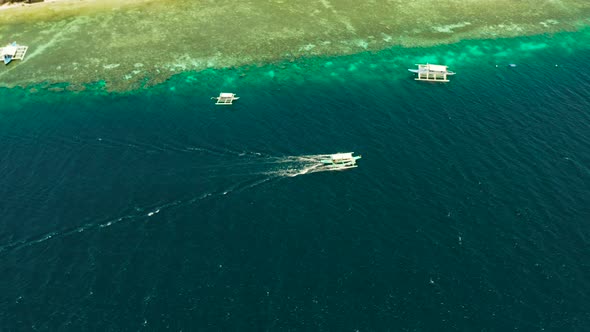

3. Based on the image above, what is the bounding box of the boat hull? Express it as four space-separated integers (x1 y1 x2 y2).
321 155 361 166
408 69 455 75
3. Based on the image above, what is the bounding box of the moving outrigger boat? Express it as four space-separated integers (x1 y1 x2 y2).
321 152 361 170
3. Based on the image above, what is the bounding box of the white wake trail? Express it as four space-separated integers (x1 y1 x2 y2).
0 153 356 255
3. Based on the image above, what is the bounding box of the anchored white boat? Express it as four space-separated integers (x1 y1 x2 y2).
321 152 361 170
212 92 239 105
409 63 455 82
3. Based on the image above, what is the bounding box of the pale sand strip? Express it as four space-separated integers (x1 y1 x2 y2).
0 0 68 11
0 0 152 13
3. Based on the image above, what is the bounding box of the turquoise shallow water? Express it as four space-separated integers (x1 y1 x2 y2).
1 29 590 331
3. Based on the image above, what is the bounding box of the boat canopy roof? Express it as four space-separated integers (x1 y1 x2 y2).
331 152 354 160
219 92 235 98
2 45 17 56
425 64 448 72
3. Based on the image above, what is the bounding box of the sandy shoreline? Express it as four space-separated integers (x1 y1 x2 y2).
0 0 153 15
0 0 69 11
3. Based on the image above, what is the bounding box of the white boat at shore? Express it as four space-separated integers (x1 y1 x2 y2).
1 42 28 65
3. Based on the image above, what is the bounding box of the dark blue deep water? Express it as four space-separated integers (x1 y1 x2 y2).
1 30 590 331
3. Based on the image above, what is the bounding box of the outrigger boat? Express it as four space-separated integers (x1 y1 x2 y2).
321 152 361 170
409 63 455 82
1 42 28 65
212 92 239 105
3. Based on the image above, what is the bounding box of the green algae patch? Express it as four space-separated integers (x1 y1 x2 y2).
0 0 589 91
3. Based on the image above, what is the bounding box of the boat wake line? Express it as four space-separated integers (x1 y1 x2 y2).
0 152 357 256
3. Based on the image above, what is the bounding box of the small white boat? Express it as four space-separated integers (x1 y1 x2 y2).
1 42 28 65
212 92 239 105
321 152 361 169
408 64 455 75
408 68 456 75
409 63 455 82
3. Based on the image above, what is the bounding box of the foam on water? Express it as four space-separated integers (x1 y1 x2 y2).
0 149 355 255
